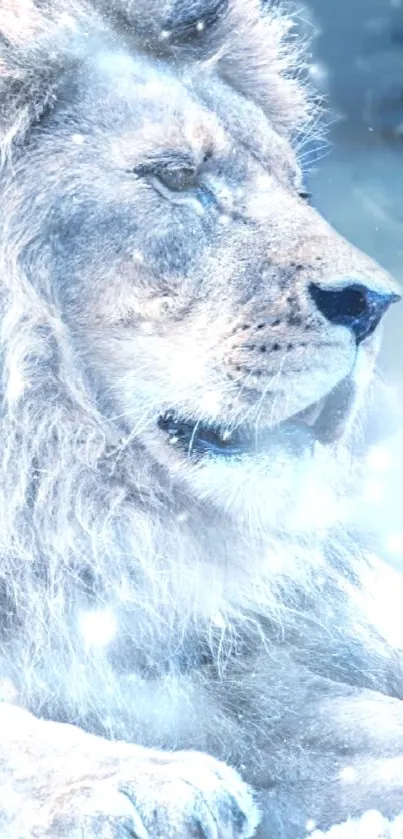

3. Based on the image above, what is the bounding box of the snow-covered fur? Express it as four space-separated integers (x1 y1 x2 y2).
0 1 402 837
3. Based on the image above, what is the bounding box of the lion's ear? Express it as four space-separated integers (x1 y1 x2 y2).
141 0 229 45
93 0 229 51
0 0 54 150
0 0 88 154
0 0 42 44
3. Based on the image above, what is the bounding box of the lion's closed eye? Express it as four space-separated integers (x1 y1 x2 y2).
127 155 220 212
151 164 199 192
130 149 214 194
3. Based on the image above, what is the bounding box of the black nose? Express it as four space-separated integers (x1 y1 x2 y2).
309 281 401 345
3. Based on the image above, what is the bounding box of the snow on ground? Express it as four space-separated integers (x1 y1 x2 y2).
308 810 403 839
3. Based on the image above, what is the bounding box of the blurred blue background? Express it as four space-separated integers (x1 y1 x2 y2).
281 1 403 572
304 0 403 381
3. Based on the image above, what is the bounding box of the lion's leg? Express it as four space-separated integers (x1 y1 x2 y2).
0 703 260 838
250 686 403 838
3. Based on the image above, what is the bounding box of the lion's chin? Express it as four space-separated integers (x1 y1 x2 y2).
177 442 344 535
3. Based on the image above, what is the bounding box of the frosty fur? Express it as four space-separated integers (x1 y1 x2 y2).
0 0 402 837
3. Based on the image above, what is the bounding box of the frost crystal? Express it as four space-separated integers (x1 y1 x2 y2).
79 609 118 648
366 444 392 473
338 766 356 783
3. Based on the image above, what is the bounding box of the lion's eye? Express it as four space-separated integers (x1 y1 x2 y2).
154 165 198 193
130 160 199 194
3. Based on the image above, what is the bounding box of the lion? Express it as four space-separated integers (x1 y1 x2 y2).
0 0 402 836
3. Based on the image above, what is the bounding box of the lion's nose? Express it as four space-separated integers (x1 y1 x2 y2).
309 281 401 345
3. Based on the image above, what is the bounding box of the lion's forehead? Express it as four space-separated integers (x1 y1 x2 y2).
0 0 314 159
71 45 300 188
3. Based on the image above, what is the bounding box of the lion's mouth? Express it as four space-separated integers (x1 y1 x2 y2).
158 377 356 458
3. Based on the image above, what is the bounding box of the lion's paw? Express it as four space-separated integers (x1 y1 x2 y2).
46 749 260 839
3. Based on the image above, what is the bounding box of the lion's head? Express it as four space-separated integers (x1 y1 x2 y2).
0 0 400 544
